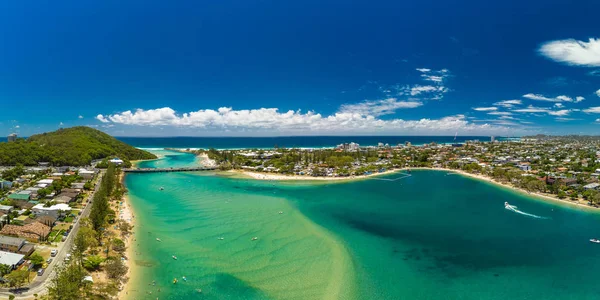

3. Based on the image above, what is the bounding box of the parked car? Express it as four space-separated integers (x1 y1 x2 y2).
37 268 45 276
50 249 57 257
46 258 53 264
65 253 71 262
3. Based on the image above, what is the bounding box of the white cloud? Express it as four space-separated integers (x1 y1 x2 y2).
472 107 497 111
523 93 573 102
78 115 84 119
539 38 600 67
421 75 444 82
338 98 422 116
96 114 110 123
14 125 20 129
487 111 513 116
554 103 564 108
96 106 520 135
414 68 451 83
583 107 600 113
596 89 600 97
555 117 580 122
493 100 522 108
575 96 585 103
513 105 571 116
548 109 570 116
409 85 448 96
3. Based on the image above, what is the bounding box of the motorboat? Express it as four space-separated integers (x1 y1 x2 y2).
590 239 600 244
160 187 164 191
173 278 178 284
251 237 258 241
218 237 224 240
278 211 283 214
156 238 161 242
172 255 178 260
182 276 187 281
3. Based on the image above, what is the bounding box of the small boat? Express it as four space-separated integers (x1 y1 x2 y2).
251 237 258 241
278 211 283 214
218 237 224 240
173 278 178 284
159 187 164 191
504 202 517 211
182 276 187 281
196 289 202 293
590 239 600 244
172 255 178 260
156 238 161 242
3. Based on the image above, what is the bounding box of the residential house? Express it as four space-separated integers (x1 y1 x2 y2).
71 182 86 190
0 236 25 253
8 193 30 201
518 163 532 171
0 223 51 242
583 183 600 190
0 251 25 270
31 203 71 219
78 169 95 180
0 179 12 190
54 195 74 204
0 205 13 214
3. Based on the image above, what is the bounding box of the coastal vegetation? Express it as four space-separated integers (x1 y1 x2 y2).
0 126 156 166
201 137 600 207
46 163 130 299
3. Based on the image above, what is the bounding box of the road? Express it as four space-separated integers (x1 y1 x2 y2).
0 171 103 299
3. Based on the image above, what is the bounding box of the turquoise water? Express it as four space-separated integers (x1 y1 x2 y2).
125 151 600 299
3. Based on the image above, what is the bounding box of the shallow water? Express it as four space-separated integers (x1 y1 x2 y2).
126 151 600 299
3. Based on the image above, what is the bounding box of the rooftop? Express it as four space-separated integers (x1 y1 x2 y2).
0 235 25 247
0 251 24 267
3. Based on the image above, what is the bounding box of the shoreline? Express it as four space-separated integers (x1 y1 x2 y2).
118 176 138 299
235 167 599 211
232 168 402 181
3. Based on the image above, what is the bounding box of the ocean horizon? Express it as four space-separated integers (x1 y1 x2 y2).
118 136 513 150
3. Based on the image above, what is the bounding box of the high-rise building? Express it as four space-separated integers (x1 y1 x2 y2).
7 133 17 142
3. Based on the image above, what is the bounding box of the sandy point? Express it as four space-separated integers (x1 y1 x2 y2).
118 194 139 299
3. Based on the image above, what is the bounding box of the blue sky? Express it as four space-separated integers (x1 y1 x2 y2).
1 0 599 137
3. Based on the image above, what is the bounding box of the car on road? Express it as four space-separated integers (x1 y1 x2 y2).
46 258 53 264
50 249 58 257
37 268 45 276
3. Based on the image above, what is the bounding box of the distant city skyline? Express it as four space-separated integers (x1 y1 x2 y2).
0 1 599 137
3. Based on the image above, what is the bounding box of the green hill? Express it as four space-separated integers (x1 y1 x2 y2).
0 126 156 166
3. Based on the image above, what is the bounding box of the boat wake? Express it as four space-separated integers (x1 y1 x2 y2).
504 202 548 219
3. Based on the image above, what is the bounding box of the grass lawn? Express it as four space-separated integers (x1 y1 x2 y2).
64 216 74 223
53 223 70 231
48 230 62 242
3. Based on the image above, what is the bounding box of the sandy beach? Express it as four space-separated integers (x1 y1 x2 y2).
118 190 138 299
235 169 402 181
237 167 599 211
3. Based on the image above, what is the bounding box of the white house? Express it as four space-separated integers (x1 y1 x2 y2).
0 251 25 269
31 203 71 219
78 169 96 180
38 179 54 185
109 158 124 165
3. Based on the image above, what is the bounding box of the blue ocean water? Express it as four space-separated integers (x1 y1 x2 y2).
118 136 500 149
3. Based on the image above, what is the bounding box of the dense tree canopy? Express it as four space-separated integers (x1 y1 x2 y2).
0 126 156 166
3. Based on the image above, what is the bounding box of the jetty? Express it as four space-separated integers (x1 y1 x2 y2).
123 167 216 173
